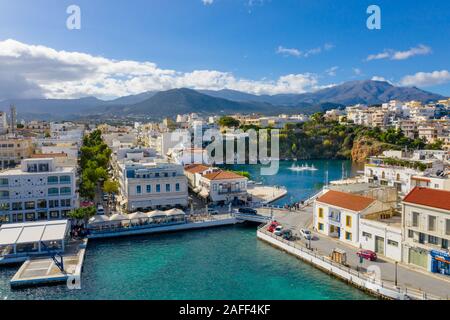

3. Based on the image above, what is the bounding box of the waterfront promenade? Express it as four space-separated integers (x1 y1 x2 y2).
258 205 450 300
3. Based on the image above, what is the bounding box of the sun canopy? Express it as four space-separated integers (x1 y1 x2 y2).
110 214 129 221
89 215 110 224
128 212 148 220
165 209 185 216
0 220 69 246
147 210 167 218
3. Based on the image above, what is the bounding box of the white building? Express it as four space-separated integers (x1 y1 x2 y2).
359 217 402 261
117 160 188 212
364 150 447 194
314 189 388 247
197 170 248 205
401 187 450 275
0 112 8 135
0 158 78 224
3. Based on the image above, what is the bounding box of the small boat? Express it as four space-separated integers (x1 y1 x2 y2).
288 163 318 172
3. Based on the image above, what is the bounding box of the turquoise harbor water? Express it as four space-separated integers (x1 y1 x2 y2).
0 160 372 300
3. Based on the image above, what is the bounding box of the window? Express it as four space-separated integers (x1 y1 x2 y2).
0 190 9 199
136 185 142 194
442 239 449 250
387 240 399 247
12 202 22 211
446 219 450 236
156 184 161 193
428 215 436 231
155 173 160 178
49 200 59 208
164 173 169 178
166 184 171 192
60 187 71 195
346 216 352 228
428 235 438 245
146 185 151 193
61 199 71 207
318 208 324 219
412 212 419 227
25 201 35 210
37 199 47 209
0 203 10 211
48 188 59 196
59 176 71 184
318 223 324 231
0 178 8 186
345 232 352 241
176 183 180 192
362 232 372 239
48 176 58 184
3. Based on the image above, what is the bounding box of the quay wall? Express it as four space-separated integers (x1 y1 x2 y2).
88 217 239 240
257 229 440 300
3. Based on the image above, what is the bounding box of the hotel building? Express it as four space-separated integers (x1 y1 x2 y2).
0 158 77 224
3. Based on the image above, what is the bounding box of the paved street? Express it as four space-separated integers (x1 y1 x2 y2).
261 205 450 299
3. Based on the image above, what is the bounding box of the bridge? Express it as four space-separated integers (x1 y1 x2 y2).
234 213 272 224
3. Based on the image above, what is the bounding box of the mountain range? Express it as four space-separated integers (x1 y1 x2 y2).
0 80 445 120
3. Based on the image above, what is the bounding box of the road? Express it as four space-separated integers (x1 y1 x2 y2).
261 205 450 299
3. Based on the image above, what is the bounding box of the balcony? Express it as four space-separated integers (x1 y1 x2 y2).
218 189 244 195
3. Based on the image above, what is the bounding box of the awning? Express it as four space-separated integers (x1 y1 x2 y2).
0 220 69 246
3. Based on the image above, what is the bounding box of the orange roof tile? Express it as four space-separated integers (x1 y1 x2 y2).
202 170 247 181
403 187 450 211
316 190 376 212
184 164 210 174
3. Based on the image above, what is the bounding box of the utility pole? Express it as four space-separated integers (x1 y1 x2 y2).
395 261 398 287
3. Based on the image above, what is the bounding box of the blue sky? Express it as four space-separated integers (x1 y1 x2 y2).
0 0 449 100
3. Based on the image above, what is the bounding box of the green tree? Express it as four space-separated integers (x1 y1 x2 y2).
68 206 96 223
218 116 240 128
103 179 119 195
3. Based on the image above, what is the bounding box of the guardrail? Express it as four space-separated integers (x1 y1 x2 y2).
257 224 444 300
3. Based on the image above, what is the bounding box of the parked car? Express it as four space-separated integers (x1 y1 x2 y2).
357 250 377 261
274 225 284 236
208 208 219 215
238 208 258 215
97 205 105 215
267 221 280 233
280 229 294 240
300 229 312 240
103 194 109 202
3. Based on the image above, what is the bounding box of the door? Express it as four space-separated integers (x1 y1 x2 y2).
375 236 385 255
409 248 428 269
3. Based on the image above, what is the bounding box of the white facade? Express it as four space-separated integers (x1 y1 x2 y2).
117 161 188 212
359 219 402 261
0 158 78 224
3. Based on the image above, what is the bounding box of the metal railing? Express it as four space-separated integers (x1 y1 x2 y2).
257 225 444 300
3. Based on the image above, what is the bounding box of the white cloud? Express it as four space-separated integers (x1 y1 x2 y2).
366 45 432 61
353 68 362 75
325 66 339 76
0 39 325 100
399 70 450 87
276 43 334 58
276 46 301 57
202 0 213 5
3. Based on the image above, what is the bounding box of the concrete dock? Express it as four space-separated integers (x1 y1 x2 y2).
10 239 87 288
248 185 288 204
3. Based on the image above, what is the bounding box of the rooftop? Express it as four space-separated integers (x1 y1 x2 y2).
403 187 450 212
0 220 69 246
202 170 247 181
316 190 376 212
184 164 210 174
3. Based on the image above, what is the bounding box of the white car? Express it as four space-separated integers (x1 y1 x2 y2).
274 225 284 236
97 205 105 215
300 229 312 240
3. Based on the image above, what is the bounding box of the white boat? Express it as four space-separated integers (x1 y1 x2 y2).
288 163 318 172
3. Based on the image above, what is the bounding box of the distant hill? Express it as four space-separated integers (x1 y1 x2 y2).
0 80 445 120
201 80 445 106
